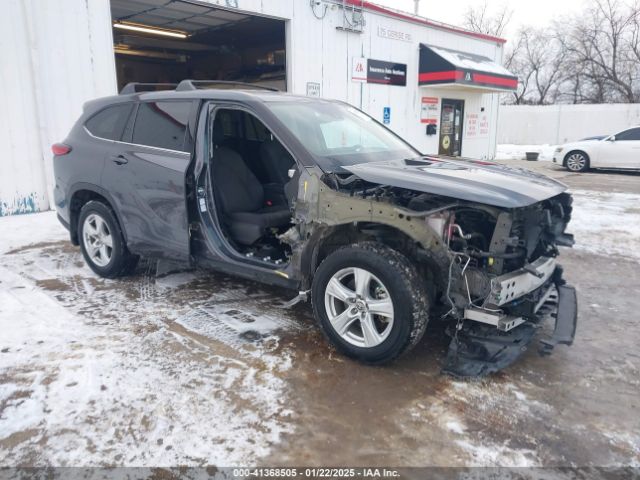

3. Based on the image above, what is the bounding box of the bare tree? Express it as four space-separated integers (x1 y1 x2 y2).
563 0 639 102
523 28 565 104
503 34 532 104
502 0 640 104
463 1 513 38
503 28 565 104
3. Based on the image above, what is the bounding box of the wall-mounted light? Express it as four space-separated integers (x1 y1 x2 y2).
113 22 188 39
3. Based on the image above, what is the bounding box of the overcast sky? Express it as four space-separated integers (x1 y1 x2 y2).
373 0 585 42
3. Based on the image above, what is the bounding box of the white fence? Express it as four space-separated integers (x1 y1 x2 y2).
497 104 640 145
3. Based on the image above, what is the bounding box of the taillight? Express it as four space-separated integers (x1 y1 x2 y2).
52 143 72 156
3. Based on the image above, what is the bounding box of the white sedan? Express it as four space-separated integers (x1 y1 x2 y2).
553 126 640 172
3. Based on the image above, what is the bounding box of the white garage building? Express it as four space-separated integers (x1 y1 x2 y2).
0 0 515 216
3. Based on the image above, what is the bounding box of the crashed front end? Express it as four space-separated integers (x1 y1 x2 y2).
425 192 578 377
289 159 578 377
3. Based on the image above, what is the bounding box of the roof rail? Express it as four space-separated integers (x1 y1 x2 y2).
175 80 279 92
120 83 178 95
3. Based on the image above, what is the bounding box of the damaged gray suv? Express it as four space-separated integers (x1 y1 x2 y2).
52 80 577 377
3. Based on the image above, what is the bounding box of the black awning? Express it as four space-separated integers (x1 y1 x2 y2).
418 44 518 91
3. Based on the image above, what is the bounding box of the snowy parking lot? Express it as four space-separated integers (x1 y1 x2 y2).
1 162 639 468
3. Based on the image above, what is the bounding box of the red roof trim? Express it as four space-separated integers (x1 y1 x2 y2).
419 71 517 91
347 0 508 45
418 71 464 83
472 73 518 88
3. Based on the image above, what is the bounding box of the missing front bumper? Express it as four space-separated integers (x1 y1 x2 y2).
442 272 578 378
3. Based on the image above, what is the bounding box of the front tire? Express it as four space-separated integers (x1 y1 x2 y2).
311 242 429 364
78 200 138 278
565 151 590 172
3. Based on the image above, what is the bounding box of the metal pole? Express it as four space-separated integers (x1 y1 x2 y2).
414 0 420 15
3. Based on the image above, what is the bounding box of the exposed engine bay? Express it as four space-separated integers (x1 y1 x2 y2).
309 171 578 377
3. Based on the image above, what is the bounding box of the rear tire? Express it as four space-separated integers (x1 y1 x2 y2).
311 242 429 364
78 200 139 278
565 151 590 172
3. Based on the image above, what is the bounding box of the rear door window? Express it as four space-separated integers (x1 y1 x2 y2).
132 101 192 152
85 103 133 141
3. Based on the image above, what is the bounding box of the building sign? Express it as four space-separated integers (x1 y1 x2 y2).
478 113 490 137
466 112 490 138
420 97 439 124
378 26 412 43
352 57 367 82
352 58 407 86
383 107 391 124
306 82 321 97
367 59 407 86
466 113 479 137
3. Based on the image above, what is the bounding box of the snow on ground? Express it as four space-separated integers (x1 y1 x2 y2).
0 211 302 466
496 144 558 162
0 211 67 254
570 190 640 261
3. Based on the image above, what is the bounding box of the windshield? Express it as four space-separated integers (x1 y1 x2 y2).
267 101 419 171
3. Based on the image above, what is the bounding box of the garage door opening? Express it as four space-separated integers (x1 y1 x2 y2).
110 0 286 91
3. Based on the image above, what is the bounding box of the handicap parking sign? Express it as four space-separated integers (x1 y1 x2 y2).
383 107 391 124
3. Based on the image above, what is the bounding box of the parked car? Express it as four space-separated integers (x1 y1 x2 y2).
554 126 640 172
52 80 578 377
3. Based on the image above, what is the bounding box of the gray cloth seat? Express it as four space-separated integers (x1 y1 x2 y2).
211 122 291 246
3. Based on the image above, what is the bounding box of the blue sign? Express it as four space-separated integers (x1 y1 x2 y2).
383 107 391 124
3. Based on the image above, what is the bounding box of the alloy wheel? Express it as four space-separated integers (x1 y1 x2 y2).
82 213 114 267
566 153 587 171
323 267 394 348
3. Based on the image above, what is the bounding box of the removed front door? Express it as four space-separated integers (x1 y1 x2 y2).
439 99 464 156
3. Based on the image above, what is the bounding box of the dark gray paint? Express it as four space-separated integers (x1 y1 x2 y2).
100 143 191 261
345 158 568 208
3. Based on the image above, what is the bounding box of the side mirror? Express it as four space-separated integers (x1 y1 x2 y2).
608 135 616 142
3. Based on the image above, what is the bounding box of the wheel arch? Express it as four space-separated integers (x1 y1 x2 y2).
68 183 127 246
563 149 590 168
300 222 445 300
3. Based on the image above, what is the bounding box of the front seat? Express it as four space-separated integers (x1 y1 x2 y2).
211 121 291 246
260 137 295 184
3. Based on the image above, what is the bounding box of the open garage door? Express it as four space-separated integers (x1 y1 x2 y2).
110 0 286 91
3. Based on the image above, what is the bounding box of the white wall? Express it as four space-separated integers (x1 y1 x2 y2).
0 0 117 216
498 104 640 145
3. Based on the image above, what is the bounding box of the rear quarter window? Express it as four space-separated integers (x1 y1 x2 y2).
132 101 192 152
85 103 134 141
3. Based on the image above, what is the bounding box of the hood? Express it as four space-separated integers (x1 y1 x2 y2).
343 157 568 208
